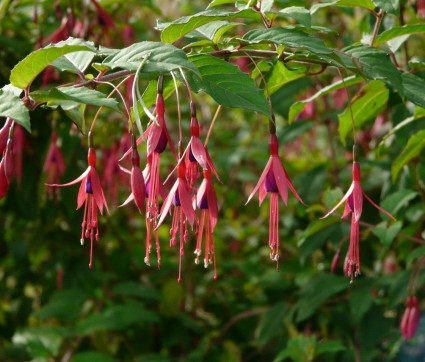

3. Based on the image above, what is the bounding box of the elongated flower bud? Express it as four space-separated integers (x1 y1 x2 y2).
331 248 341 273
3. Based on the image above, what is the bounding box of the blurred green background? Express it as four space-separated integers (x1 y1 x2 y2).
1 0 425 361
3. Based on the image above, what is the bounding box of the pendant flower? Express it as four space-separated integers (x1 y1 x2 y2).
47 147 109 269
180 102 221 187
156 162 196 282
194 169 218 279
401 295 420 341
120 146 146 215
321 157 395 282
43 131 66 198
246 133 306 269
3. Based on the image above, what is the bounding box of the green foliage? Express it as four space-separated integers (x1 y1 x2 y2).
1 0 425 361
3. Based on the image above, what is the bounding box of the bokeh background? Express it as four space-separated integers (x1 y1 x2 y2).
1 0 425 361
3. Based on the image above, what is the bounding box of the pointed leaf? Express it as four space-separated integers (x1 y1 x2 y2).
50 51 95 74
102 41 199 75
402 73 425 109
159 9 261 44
242 27 332 55
392 130 425 181
279 7 311 28
374 24 425 46
186 54 270 116
10 38 97 89
30 87 120 111
343 45 403 95
0 91 30 132
338 80 388 145
311 0 376 13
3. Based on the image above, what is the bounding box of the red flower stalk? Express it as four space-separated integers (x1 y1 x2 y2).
321 155 396 282
246 133 306 269
418 0 425 18
401 296 420 341
194 169 218 279
43 132 66 198
47 147 109 268
157 162 196 282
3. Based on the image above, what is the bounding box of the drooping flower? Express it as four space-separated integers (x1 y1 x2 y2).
142 89 177 267
401 296 420 341
157 162 196 282
43 131 66 198
0 118 13 154
0 156 9 201
12 124 25 186
246 133 306 269
120 145 146 215
418 0 425 18
194 169 219 279
321 155 396 282
179 102 221 188
330 248 341 273
47 147 109 269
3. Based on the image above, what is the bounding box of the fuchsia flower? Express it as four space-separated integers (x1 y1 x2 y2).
321 156 396 282
194 169 218 279
401 296 420 341
418 0 425 18
120 146 146 215
47 147 109 269
157 163 196 282
246 133 306 269
179 103 221 188
43 132 66 198
142 90 177 267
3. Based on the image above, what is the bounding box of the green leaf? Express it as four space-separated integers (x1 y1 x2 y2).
70 352 117 362
10 38 97 89
76 301 159 335
392 130 425 180
112 282 160 300
315 340 346 356
274 335 317 362
33 289 86 322
402 73 425 109
279 7 311 28
261 0 273 12
30 87 120 111
344 45 403 96
63 105 87 134
242 27 332 55
374 24 425 46
380 190 418 216
0 91 30 132
338 80 389 145
294 274 348 322
350 285 374 323
160 9 260 44
406 245 425 266
372 221 403 248
267 62 307 95
207 0 237 8
186 54 270 115
311 0 376 13
12 327 64 358
373 0 399 15
196 21 240 43
288 75 363 123
50 51 95 74
257 302 287 347
102 41 199 75
409 57 425 70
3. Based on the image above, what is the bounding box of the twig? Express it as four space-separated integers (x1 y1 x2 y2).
370 9 384 47
220 307 269 334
